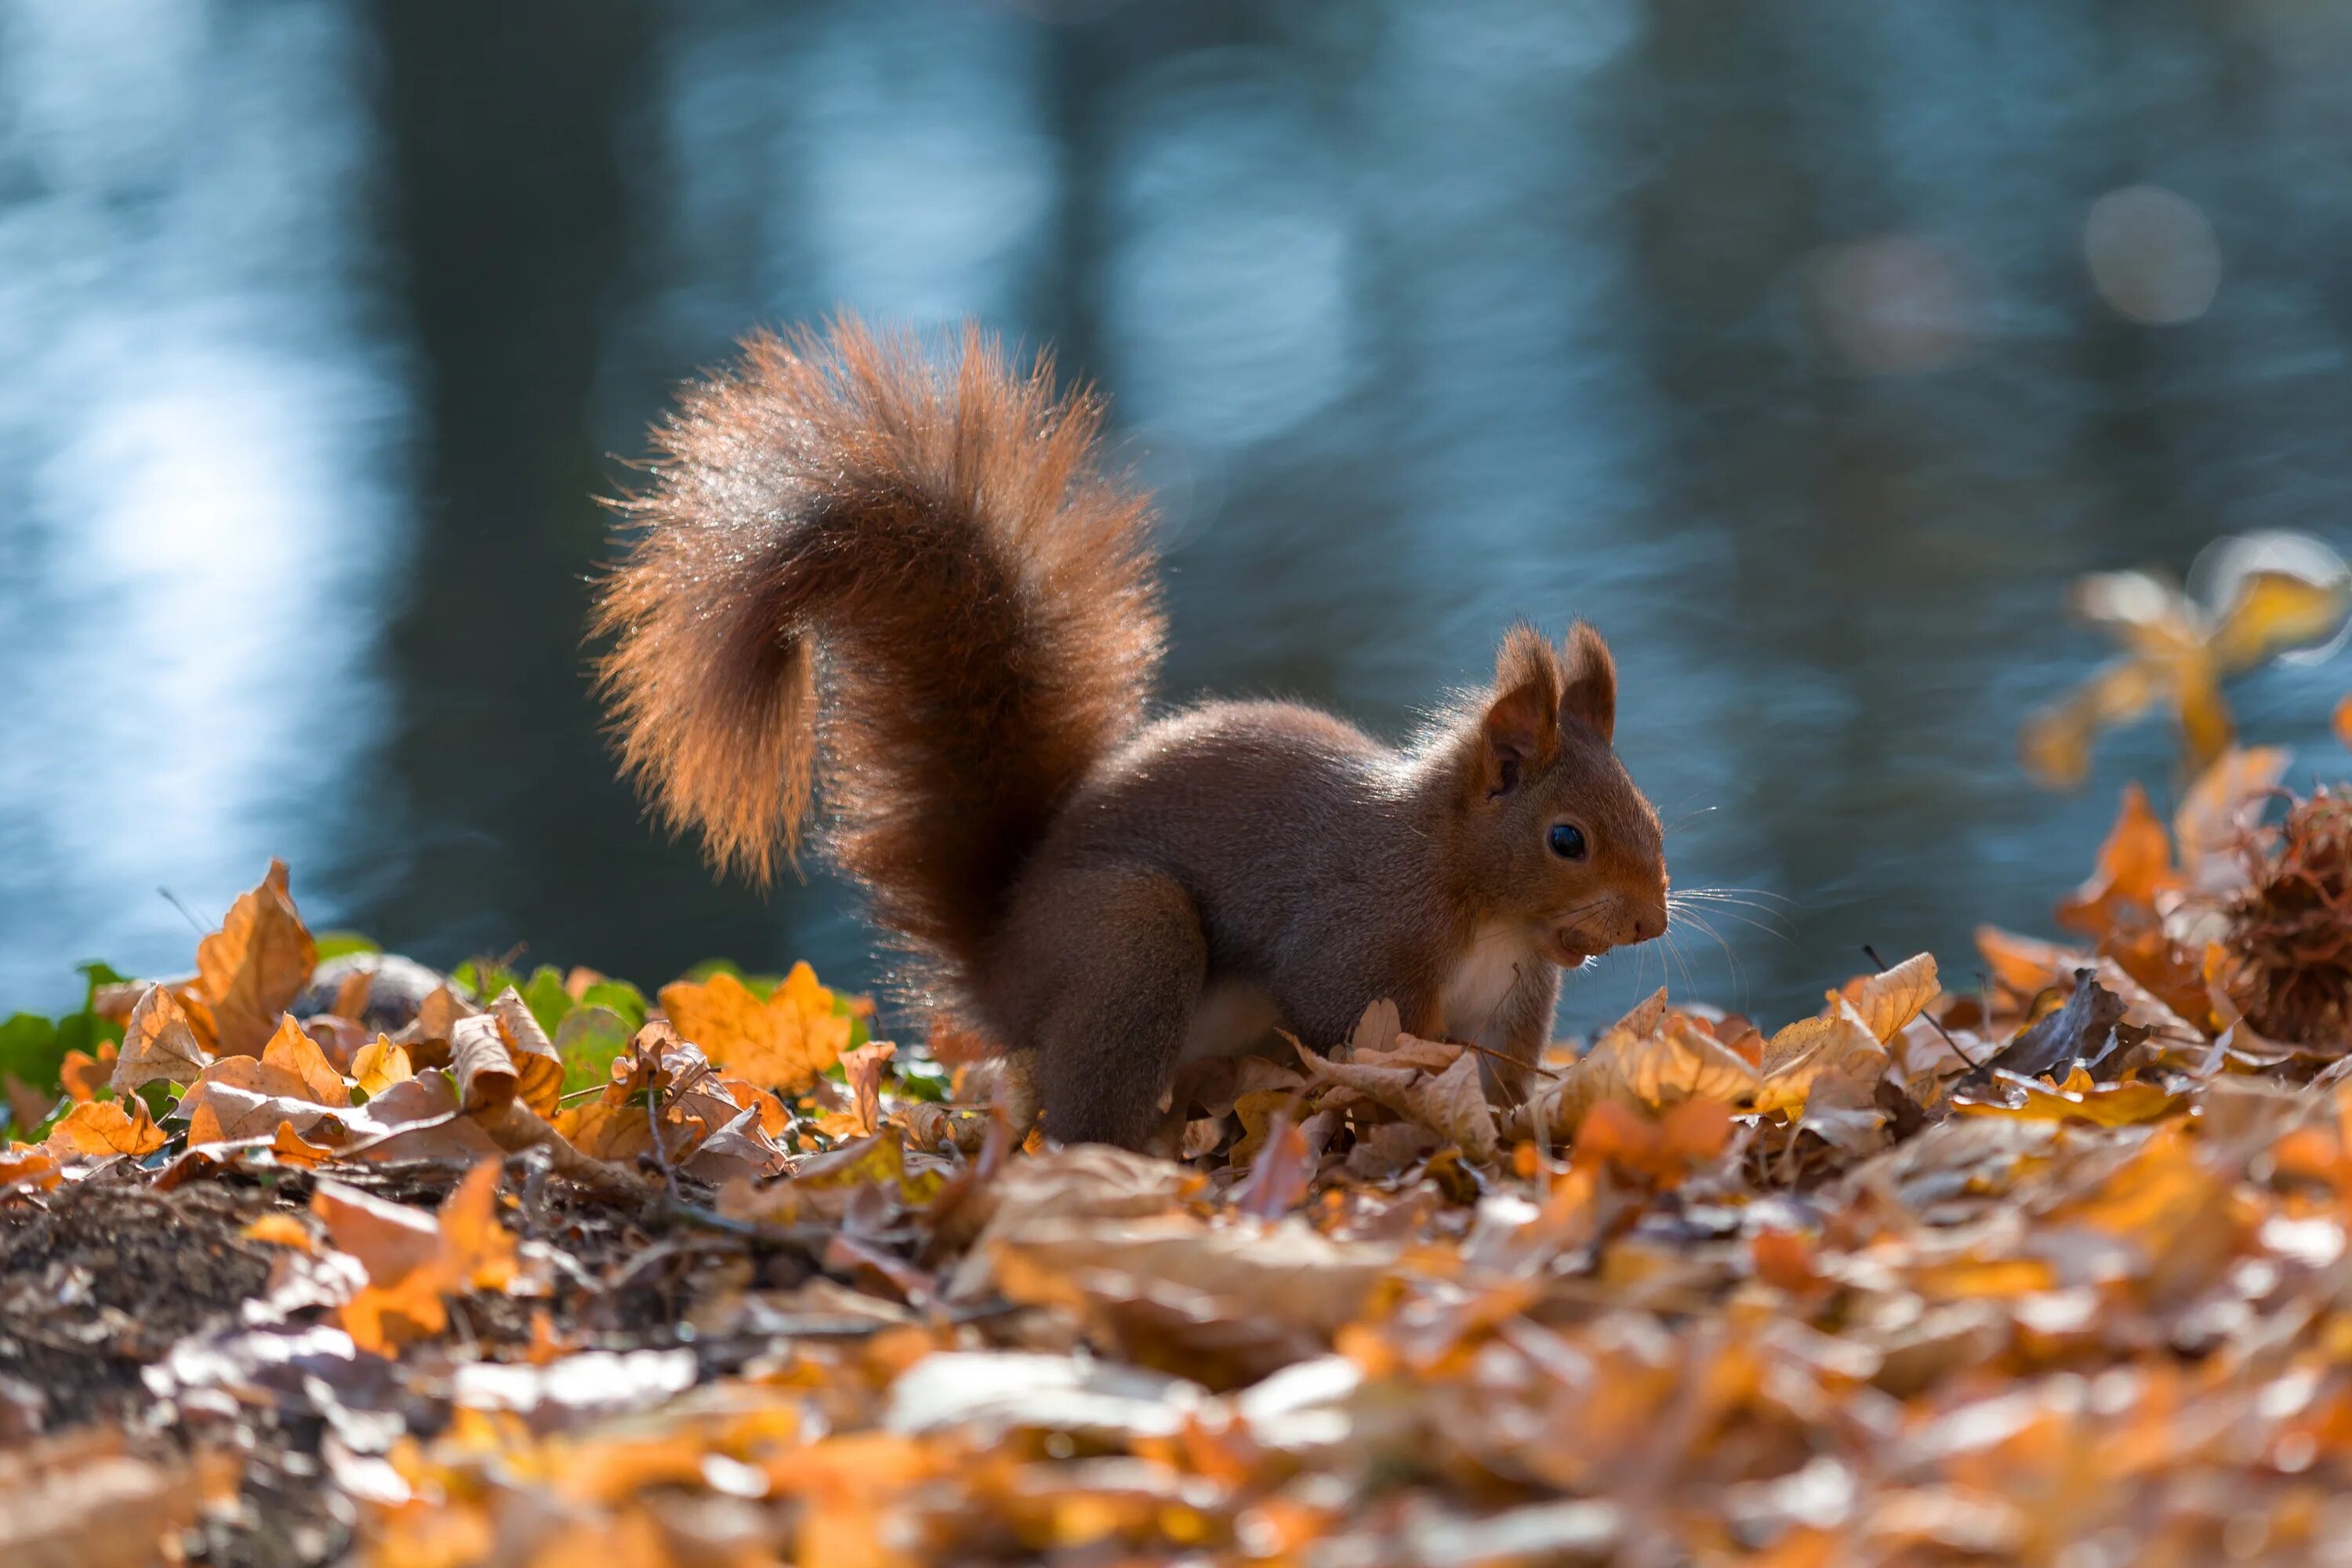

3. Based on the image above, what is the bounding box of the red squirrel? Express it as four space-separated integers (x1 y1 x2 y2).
592 318 1670 1149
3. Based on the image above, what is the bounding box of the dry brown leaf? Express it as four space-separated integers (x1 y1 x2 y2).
351 1035 415 1098
1294 1036 1498 1161
0 1426 237 1568
1517 1007 1760 1141
111 983 212 1098
1839 952 1941 1044
0 1143 60 1192
2056 784 2176 940
317 1159 519 1352
260 1013 352 1105
658 962 850 1092
45 1098 166 1160
485 987 564 1117
58 1043 117 1104
2174 745 2292 887
1755 1002 1888 1117
183 1076 342 1149
841 1040 897 1137
195 858 318 1057
449 989 563 1119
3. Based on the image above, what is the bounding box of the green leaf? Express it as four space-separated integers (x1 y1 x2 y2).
554 1006 632 1094
521 966 575 1036
315 931 383 961
0 1013 64 1095
453 959 521 1004
895 1053 952 1103
75 960 130 993
577 980 648 1033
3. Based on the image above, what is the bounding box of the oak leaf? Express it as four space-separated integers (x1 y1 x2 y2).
658 962 849 1092
196 858 318 1056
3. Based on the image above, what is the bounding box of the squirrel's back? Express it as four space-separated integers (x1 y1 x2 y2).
591 319 1163 999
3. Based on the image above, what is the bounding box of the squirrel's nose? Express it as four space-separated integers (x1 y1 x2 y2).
1629 905 1667 943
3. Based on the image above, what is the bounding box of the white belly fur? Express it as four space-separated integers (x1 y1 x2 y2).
1441 920 1542 1040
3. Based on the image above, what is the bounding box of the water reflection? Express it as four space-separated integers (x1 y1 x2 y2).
4 0 2351 1042
0 0 403 1005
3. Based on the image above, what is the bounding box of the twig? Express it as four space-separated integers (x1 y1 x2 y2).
156 887 213 935
644 1079 684 1207
1863 943 1981 1069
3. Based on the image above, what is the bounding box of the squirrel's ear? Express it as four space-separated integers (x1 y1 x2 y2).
1480 626 1563 797
1559 620 1617 743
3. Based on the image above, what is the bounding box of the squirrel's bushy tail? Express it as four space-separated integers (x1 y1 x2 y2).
592 318 1163 988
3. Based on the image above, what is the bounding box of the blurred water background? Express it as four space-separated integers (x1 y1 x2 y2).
4 0 2350 1036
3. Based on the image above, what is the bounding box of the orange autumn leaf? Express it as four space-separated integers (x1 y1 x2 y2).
59 1041 118 1104
315 1160 517 1353
659 963 850 1093
45 1098 166 1160
0 1143 60 1191
2056 781 2178 940
112 983 212 1098
197 858 319 1057
2337 693 2352 751
241 1212 315 1250
449 989 563 1118
351 1035 416 1099
260 1013 352 1106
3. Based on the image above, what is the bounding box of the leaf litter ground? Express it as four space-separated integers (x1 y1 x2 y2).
8 750 2352 1566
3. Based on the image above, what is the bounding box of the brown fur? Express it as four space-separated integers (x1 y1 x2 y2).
593 318 1668 1148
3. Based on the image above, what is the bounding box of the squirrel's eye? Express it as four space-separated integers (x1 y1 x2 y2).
1548 822 1588 861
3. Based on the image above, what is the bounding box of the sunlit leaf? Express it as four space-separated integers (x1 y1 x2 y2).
659 961 850 1093
195 858 318 1057
45 1097 165 1160
111 984 212 1098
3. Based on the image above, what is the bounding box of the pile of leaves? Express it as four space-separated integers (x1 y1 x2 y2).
8 750 2352 1568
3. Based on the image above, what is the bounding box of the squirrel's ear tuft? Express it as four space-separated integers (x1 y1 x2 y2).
1480 625 1563 797
1560 620 1617 743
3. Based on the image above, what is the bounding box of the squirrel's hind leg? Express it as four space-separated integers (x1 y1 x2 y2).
1007 865 1207 1151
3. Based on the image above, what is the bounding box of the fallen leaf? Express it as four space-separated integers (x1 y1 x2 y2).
45 1098 166 1160
58 1041 117 1104
0 1144 60 1192
1755 1002 1887 1117
1839 953 1943 1044
110 984 211 1098
1951 1065 2179 1126
242 1213 315 1250
1515 1004 1759 1141
1294 1036 1498 1161
2056 784 2177 940
196 858 318 1056
659 962 850 1092
260 1013 352 1105
2174 745 2292 890
449 992 563 1119
351 1036 415 1098
841 1040 897 1137
1962 971 2131 1086
1571 1098 1735 1187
